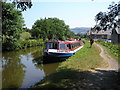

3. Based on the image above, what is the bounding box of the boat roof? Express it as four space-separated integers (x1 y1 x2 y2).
47 40 81 44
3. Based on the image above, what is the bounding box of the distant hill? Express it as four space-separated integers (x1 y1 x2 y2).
70 27 91 34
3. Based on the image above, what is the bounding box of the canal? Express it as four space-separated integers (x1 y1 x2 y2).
2 46 63 88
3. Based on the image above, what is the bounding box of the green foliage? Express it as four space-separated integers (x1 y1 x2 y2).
2 2 25 38
2 36 21 51
31 18 75 40
23 27 31 32
19 39 44 49
94 2 119 30
76 33 87 38
20 32 31 40
2 2 25 51
96 40 119 57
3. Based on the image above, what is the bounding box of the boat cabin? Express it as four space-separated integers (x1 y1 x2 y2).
46 40 82 51
44 40 83 57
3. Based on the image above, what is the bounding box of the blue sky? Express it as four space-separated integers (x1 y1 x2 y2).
22 0 119 29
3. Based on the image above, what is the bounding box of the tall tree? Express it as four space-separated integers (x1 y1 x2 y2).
2 2 25 51
94 2 120 31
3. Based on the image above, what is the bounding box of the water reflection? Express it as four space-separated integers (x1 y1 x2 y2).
20 53 45 88
2 46 62 88
2 49 27 88
35 62 59 75
33 57 69 75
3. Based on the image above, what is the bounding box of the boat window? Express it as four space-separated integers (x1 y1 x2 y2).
60 43 67 49
47 42 58 49
53 43 58 49
67 44 71 49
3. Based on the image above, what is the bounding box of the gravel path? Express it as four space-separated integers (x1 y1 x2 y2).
94 43 119 70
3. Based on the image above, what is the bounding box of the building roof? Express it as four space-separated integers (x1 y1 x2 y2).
91 30 112 35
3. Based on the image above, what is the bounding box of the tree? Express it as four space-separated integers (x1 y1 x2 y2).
2 2 25 51
94 2 119 31
76 33 87 38
31 17 75 40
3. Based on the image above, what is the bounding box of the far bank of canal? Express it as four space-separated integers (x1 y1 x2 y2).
2 46 61 88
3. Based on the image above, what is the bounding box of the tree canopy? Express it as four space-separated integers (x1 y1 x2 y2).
31 18 75 40
2 2 25 37
93 2 120 31
2 2 25 50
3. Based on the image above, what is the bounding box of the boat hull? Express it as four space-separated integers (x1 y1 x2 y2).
44 52 74 57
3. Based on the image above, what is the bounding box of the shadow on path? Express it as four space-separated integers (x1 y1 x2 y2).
80 68 120 89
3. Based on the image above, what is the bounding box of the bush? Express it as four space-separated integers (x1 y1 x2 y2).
20 32 31 40
19 39 44 49
2 36 21 51
2 37 44 51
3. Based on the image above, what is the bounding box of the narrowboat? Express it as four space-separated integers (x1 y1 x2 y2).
43 39 84 57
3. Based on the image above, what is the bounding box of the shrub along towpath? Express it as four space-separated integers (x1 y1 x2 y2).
32 40 119 89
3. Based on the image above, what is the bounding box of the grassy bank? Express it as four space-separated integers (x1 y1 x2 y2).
32 40 108 88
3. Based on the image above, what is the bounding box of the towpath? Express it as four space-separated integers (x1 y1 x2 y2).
94 43 119 70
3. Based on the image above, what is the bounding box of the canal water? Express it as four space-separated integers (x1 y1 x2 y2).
2 46 62 88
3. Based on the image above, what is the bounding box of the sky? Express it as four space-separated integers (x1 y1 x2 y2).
22 0 119 29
